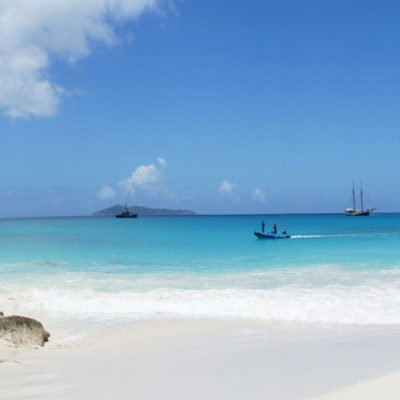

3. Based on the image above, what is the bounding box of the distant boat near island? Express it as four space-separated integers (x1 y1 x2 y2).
345 182 376 216
115 204 138 218
94 204 196 217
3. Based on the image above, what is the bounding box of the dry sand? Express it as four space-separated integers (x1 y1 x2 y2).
2 318 400 399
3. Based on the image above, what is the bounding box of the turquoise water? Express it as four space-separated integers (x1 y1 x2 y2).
1 214 400 323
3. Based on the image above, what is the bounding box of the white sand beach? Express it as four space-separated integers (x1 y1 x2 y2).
2 317 400 400
312 372 400 400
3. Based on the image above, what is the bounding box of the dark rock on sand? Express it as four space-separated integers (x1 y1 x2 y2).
0 311 3 317
0 316 50 347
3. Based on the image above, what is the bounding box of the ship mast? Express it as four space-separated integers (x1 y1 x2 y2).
352 180 356 210
360 181 364 212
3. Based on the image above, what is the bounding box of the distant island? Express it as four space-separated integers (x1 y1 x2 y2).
93 205 196 217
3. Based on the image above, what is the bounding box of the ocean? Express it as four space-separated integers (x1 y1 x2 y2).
1 214 400 324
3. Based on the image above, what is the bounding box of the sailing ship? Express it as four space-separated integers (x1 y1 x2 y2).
345 182 376 216
115 204 138 218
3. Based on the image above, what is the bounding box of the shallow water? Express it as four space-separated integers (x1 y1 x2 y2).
1 214 400 324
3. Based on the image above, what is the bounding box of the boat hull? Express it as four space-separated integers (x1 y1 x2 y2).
254 231 291 239
345 211 370 216
344 207 376 216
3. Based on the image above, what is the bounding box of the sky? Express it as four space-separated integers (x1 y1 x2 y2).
1 0 400 217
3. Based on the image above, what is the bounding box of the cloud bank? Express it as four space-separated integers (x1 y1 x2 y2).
119 158 166 195
97 157 167 200
0 0 163 118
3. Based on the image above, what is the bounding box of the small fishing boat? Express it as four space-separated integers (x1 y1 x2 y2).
254 231 291 239
254 221 291 239
115 204 138 218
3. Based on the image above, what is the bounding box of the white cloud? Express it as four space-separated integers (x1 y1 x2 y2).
218 180 235 197
97 185 116 200
157 157 167 168
0 0 163 118
252 187 266 203
119 158 166 195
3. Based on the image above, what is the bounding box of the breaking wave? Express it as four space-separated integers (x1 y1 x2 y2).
3 275 400 325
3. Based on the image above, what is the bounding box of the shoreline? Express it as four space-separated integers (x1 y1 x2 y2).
2 317 400 399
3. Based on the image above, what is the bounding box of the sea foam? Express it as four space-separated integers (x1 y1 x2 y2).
3 270 400 325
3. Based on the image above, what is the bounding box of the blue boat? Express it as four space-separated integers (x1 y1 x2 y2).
254 221 290 239
254 231 291 239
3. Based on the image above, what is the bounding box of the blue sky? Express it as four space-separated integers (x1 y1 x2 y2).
1 0 399 216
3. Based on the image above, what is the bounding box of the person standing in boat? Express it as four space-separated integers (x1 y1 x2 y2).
261 220 265 233
272 223 278 234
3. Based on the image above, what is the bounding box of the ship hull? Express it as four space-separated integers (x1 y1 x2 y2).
344 207 376 216
345 211 370 216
